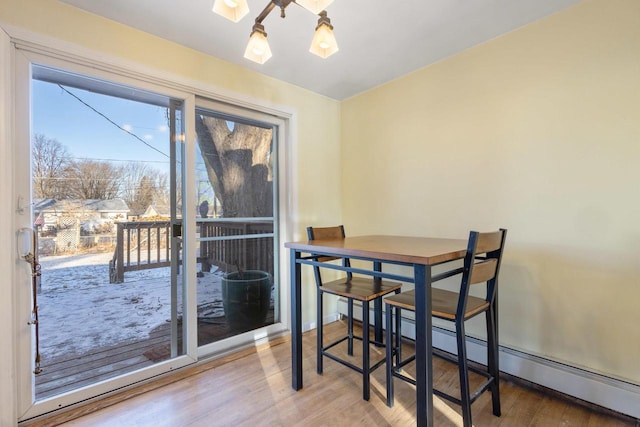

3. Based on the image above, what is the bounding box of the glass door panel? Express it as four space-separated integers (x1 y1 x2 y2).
30 65 186 400
194 108 278 346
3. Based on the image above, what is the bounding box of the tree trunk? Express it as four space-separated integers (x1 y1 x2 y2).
195 116 273 218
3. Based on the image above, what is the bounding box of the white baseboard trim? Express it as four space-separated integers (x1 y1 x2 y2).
302 312 340 334
336 300 640 420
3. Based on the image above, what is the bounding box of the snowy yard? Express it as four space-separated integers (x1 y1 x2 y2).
37 252 223 360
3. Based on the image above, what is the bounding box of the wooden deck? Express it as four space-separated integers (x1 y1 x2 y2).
35 310 275 399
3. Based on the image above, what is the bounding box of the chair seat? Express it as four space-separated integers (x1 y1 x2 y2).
384 288 490 320
320 276 402 301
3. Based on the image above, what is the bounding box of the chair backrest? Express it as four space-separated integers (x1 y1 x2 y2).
457 229 507 317
306 225 345 263
306 225 350 285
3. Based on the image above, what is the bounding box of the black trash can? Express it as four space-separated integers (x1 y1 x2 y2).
222 270 271 330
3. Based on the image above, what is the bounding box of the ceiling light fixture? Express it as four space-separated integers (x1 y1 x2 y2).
212 0 250 23
212 0 338 64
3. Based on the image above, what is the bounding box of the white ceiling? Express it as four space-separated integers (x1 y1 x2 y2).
59 0 581 101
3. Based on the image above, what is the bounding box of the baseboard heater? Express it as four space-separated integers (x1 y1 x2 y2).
324 298 640 420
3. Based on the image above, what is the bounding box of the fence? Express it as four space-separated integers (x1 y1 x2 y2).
38 232 117 257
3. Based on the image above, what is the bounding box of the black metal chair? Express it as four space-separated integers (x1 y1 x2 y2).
384 229 507 427
307 225 402 401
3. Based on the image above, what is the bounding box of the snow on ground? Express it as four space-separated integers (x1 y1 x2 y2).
37 252 223 360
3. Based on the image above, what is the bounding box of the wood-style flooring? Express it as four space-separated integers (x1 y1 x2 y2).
27 320 638 427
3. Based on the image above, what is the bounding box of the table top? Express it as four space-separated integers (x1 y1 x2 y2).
285 235 467 266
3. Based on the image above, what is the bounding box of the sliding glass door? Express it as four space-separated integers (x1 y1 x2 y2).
13 43 289 423
193 100 280 352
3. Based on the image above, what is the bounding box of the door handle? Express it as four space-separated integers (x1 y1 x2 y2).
18 227 34 260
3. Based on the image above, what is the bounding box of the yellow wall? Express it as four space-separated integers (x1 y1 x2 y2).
342 0 640 383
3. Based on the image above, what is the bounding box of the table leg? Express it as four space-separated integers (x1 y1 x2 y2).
414 264 433 427
291 249 303 390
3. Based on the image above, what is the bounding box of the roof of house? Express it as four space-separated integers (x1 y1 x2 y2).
141 204 170 218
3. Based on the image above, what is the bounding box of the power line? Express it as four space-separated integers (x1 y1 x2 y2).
56 84 169 158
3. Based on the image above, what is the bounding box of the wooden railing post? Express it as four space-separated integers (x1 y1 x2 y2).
165 223 170 264
116 222 124 283
242 222 248 271
200 221 211 272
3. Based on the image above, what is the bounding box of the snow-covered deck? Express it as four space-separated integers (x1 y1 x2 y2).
34 252 274 399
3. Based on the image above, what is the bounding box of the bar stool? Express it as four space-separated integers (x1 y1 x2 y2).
307 225 402 401
385 229 507 427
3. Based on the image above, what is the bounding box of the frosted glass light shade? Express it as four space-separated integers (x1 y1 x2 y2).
244 30 273 64
212 0 249 23
296 0 334 14
309 22 338 59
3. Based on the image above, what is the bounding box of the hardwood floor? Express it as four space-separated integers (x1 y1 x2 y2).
27 320 637 427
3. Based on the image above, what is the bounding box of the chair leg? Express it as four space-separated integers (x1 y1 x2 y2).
395 298 402 366
385 303 394 407
374 297 383 345
347 298 354 356
487 305 501 416
362 299 370 401
317 288 323 375
456 320 473 427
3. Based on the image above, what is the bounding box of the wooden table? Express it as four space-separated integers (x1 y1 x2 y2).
285 235 468 427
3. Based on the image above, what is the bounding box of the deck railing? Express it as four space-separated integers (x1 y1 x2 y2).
109 221 172 283
199 218 274 276
109 218 274 283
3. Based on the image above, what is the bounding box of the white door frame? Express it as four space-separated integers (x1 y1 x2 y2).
4 23 296 424
12 46 199 422
0 24 18 427
193 97 291 358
